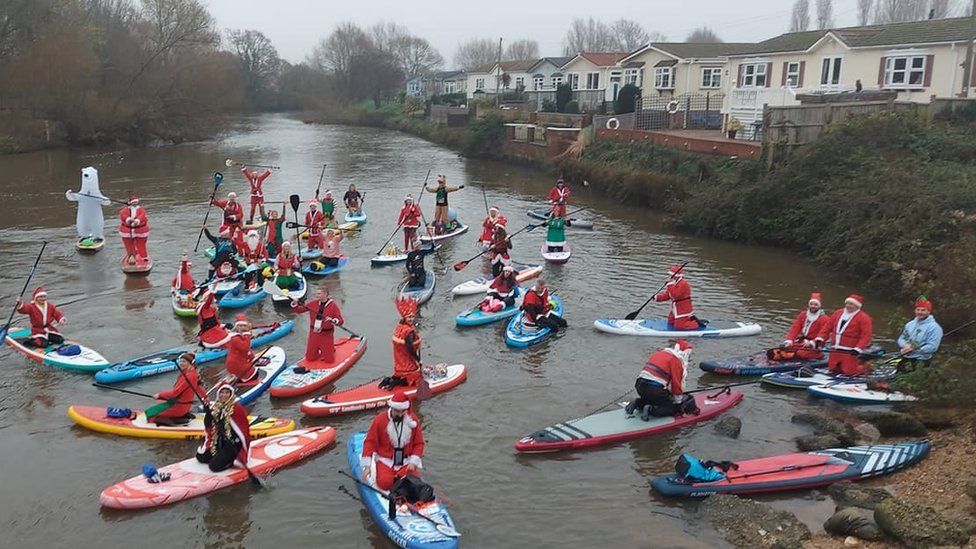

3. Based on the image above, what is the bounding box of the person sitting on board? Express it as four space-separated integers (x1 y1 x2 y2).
895 295 943 371
425 175 463 235
654 264 702 331
320 228 344 267
147 353 203 426
380 298 422 390
826 294 874 376
194 285 233 349
196 383 250 473
361 388 435 519
317 188 336 219
344 183 363 214
242 165 271 224
404 240 434 289
625 339 698 421
15 287 66 347
262 203 287 258
522 278 567 333
543 210 570 252
273 241 301 290
489 224 513 277
770 292 831 361
203 227 241 282
397 194 423 252
212 191 245 239
547 178 570 217
323 211 340 230
291 287 343 364
171 255 197 307
479 205 507 247
304 199 326 251
238 230 268 291
119 195 149 266
480 265 519 312
225 314 259 384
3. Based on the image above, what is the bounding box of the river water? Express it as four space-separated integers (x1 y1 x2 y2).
0 114 903 548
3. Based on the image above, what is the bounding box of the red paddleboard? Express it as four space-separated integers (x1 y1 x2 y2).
268 337 367 398
99 427 335 509
300 364 466 417
121 256 153 274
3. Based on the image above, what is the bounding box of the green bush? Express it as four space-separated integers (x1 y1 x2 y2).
615 84 639 114
564 100 579 114
555 84 572 112
540 99 557 113
430 93 466 106
462 114 506 156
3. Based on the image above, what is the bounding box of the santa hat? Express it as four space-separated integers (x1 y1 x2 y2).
556 178 565 185
489 205 499 213
845 294 864 308
808 293 822 307
227 192 237 199
405 194 414 202
234 313 249 326
673 339 692 352
245 230 259 239
216 383 236 397
128 195 139 205
915 295 932 312
308 199 318 207
324 188 332 196
32 287 47 299
503 264 514 272
395 297 419 319
389 388 411 411
668 264 685 277
178 352 196 364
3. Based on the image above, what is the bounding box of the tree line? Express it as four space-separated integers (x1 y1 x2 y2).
791 0 969 31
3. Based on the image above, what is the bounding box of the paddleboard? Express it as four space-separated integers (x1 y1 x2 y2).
204 346 288 406
540 242 571 264
456 293 523 327
593 319 762 338
398 269 436 305
67 405 294 440
269 336 367 398
450 264 542 296
527 208 594 229
701 353 828 376
370 244 441 267
419 223 468 244
300 248 323 260
271 273 306 304
505 297 563 348
650 441 931 497
344 211 367 225
807 383 918 404
171 291 197 317
99 427 336 509
242 220 267 231
121 256 153 274
4 327 110 372
347 431 459 549
760 363 895 389
301 256 349 277
300 364 467 417
76 236 105 253
218 284 266 309
515 390 743 453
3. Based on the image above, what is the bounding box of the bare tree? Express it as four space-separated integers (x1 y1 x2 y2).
611 19 650 51
454 37 497 70
563 17 617 55
816 0 834 28
227 29 281 108
308 22 372 98
857 0 874 25
929 0 956 17
874 0 931 22
685 27 722 43
395 36 443 76
504 39 539 61
791 0 811 31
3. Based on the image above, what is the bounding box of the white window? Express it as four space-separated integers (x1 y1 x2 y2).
475 78 485 90
533 76 544 90
624 68 641 86
785 62 801 88
701 68 722 88
552 75 564 87
515 76 524 89
740 63 767 87
586 72 600 89
884 56 927 88
445 81 456 94
654 67 674 89
820 56 843 87
568 73 580 90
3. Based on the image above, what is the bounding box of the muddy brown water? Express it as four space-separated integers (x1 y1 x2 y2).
0 114 906 548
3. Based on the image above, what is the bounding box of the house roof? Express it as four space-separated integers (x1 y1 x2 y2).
733 16 976 56
528 56 574 71
575 52 629 67
470 59 541 74
433 70 465 80
649 42 756 59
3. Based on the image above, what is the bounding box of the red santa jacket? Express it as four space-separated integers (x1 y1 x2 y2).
242 168 271 199
655 277 694 320
305 210 325 236
275 251 299 275
548 185 570 205
17 301 64 337
118 205 149 238
202 401 251 467
480 214 507 241
392 322 421 377
171 260 195 291
827 308 873 352
785 310 831 346
397 204 422 229
224 333 254 379
488 273 517 297
213 199 244 227
362 408 425 470
156 366 202 418
239 240 267 265
292 298 343 334
640 349 688 396
522 287 551 322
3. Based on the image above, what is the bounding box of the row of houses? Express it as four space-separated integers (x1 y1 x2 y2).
407 16 976 138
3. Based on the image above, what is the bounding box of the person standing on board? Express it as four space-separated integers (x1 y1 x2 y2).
291 287 344 364
770 292 831 361
425 175 463 235
239 230 268 291
344 184 363 215
826 294 873 376
654 264 701 330
895 295 943 370
380 298 422 390
196 384 251 473
148 353 203 426
479 206 507 248
15 287 66 347
396 195 423 252
119 195 149 266
212 192 245 239
543 211 570 252
624 339 696 421
489 224 513 277
262 203 287 258
225 314 258 384
242 166 271 224
304 200 326 251
547 179 570 217
317 188 336 219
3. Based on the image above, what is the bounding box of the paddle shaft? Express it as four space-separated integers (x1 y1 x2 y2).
285 222 359 232
69 191 129 205
92 383 160 400
376 169 432 255
194 175 223 252
0 242 47 342
723 458 840 481
337 469 459 537
685 380 761 395
335 323 362 339
625 260 690 321
878 318 976 366
453 216 556 271
290 194 303 260
314 163 327 198
228 159 280 169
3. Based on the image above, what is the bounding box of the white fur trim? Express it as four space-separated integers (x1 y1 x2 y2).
389 399 410 411
845 297 862 308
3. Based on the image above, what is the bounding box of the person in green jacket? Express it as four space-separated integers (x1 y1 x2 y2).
318 189 336 217
261 203 287 257
544 212 571 252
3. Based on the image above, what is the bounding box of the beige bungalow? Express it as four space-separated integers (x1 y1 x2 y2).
617 42 754 99
560 52 629 108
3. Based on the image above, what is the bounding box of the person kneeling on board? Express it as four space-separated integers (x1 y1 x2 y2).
625 339 698 421
291 287 343 364
238 230 268 291
522 279 567 333
654 264 703 331
15 287 66 347
197 384 250 473
769 292 830 361
480 265 518 312
194 285 233 349
203 227 242 281
361 388 435 519
380 298 422 390
224 314 259 384
273 241 301 290
404 240 434 288
171 255 197 307
147 353 204 426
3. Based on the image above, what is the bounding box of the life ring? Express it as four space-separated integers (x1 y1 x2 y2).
666 100 680 114
605 117 620 130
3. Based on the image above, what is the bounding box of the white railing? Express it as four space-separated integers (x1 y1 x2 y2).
725 87 801 112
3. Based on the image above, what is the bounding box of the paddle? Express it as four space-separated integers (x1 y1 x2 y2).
206 344 275 399
481 183 489 215
0 242 47 343
875 318 976 367
313 163 327 199
452 222 541 272
335 323 362 339
194 172 224 252
722 456 850 482
685 380 762 395
337 469 461 538
226 159 280 170
289 194 304 260
624 261 691 321
92 383 160 400
68 192 129 205
285 221 359 233
376 169 432 256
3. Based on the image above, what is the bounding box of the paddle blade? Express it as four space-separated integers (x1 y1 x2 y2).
225 159 233 167
289 194 301 212
623 311 639 321
285 221 298 229
213 172 223 185
452 261 468 271
262 280 284 298
0 326 8 344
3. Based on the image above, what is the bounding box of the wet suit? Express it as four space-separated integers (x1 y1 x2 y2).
405 246 434 289
204 228 239 280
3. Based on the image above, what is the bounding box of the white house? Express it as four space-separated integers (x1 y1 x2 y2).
464 59 538 99
617 42 754 99
560 52 629 108
526 56 573 91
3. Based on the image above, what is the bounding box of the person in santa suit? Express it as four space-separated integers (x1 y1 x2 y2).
15 287 66 347
654 264 701 331
547 179 570 217
826 294 874 376
212 191 245 239
196 383 251 473
238 230 268 291
522 278 567 332
304 200 326 251
479 205 507 249
224 314 258 384
147 353 204 425
241 166 271 224
119 195 149 265
171 255 197 308
770 292 831 361
273 241 301 290
291 287 344 363
625 339 696 421
488 224 513 277
194 285 233 348
479 265 518 312
380 298 422 390
396 195 423 252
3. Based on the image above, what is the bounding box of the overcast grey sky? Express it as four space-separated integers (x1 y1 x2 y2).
206 0 865 66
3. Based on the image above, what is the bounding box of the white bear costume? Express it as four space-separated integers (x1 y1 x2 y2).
65 167 110 239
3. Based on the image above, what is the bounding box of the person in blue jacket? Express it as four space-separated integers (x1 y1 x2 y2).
896 295 943 369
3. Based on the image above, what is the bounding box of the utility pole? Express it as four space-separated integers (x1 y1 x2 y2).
962 0 976 97
495 37 503 107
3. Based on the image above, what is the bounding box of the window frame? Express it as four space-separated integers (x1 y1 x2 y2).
624 68 641 86
701 67 722 89
785 62 801 88
654 66 674 89
820 56 843 88
586 72 600 90
514 76 525 89
740 63 767 88
475 78 485 90
568 73 580 90
884 55 927 89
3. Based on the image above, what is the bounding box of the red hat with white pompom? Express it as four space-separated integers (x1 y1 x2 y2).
33 287 47 299
389 388 411 411
808 293 822 306
234 313 249 326
845 294 864 308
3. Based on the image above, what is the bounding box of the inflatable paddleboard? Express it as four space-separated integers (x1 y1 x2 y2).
242 220 267 231
67 405 294 440
299 248 323 261
170 291 197 317
650 441 930 497
505 297 563 348
99 427 336 509
370 244 441 266
593 319 762 338
271 273 306 304
807 383 918 404
121 256 153 274
269 337 367 398
218 284 266 309
398 269 436 305
344 210 367 225
300 364 467 417
301 256 349 277
76 236 105 253
528 208 594 229
450 264 542 296
701 353 828 376
760 361 894 389
515 390 743 453
540 243 571 264
204 346 288 406
456 293 522 327
4 327 110 372
419 223 468 244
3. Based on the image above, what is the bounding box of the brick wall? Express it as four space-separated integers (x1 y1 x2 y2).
595 128 760 158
